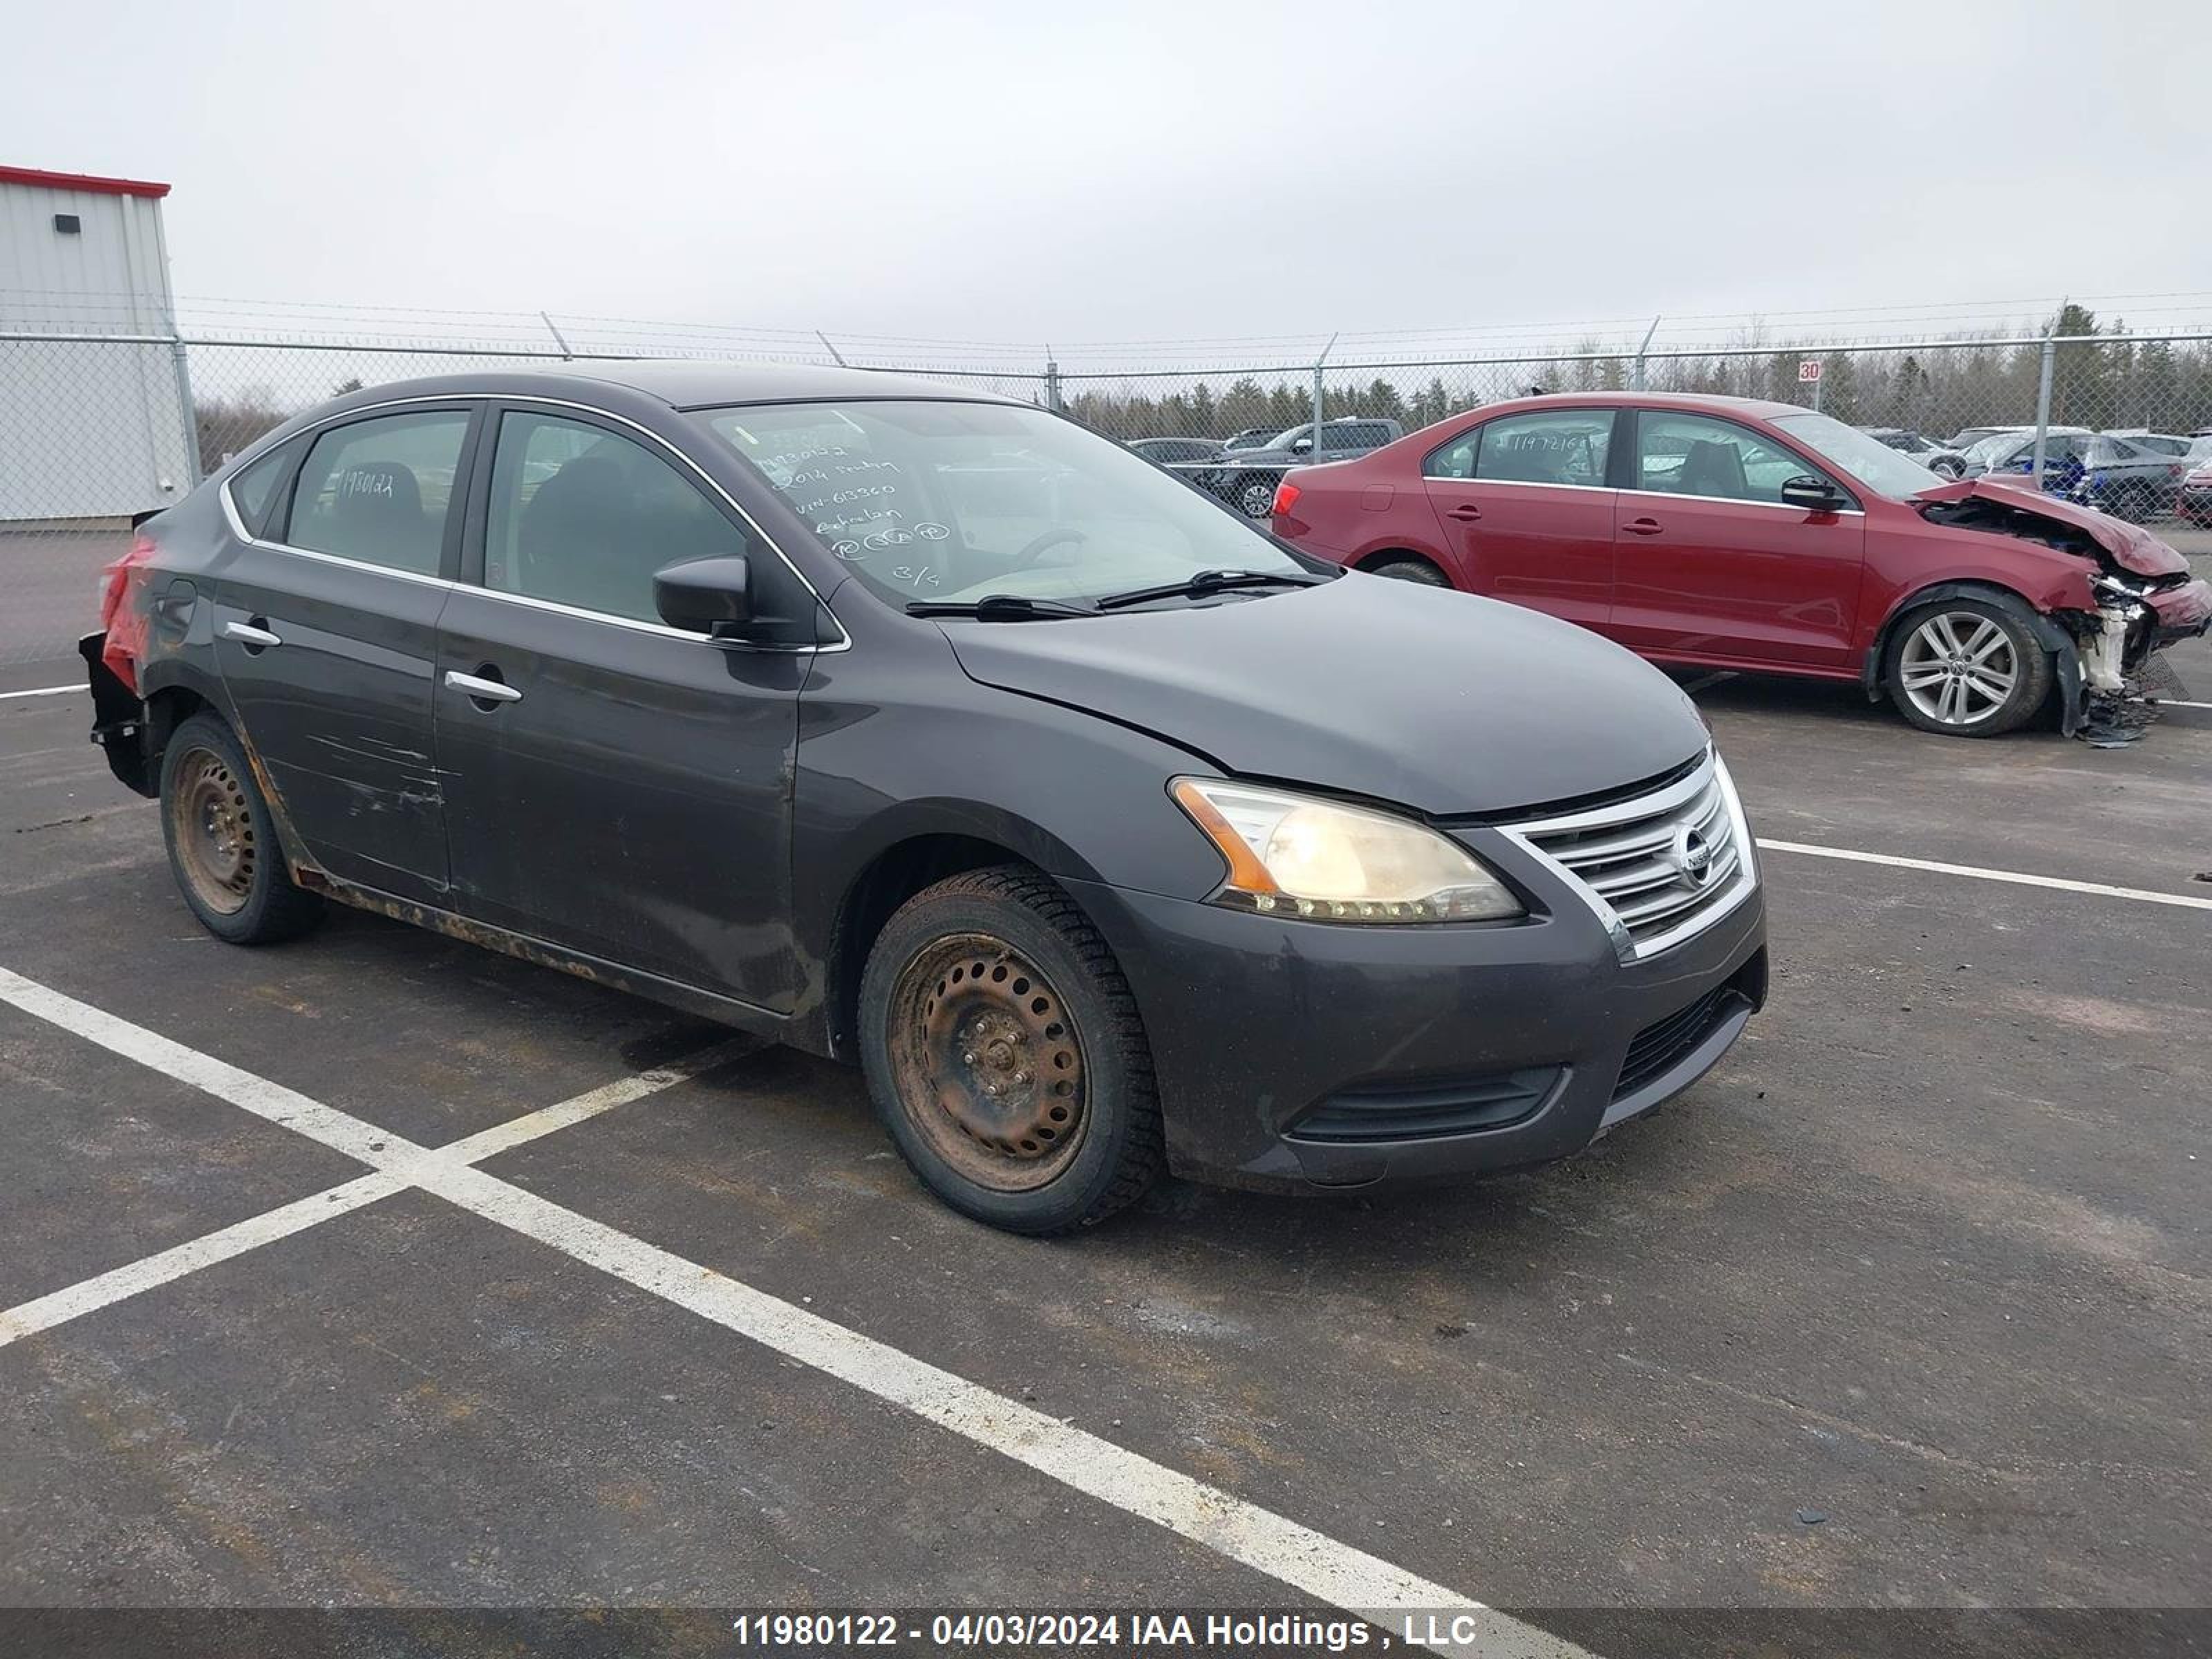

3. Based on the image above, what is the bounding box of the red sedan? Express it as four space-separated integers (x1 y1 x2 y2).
1271 393 2210 737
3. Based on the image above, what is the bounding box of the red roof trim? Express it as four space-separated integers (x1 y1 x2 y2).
0 165 171 200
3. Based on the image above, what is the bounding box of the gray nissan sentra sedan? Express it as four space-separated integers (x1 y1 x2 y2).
84 364 1767 1234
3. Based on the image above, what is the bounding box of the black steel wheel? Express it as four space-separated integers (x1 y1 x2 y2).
859 865 1161 1233
159 713 324 944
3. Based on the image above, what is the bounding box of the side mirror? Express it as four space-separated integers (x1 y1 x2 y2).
1779 475 1845 512
1290 437 1313 454
654 555 753 637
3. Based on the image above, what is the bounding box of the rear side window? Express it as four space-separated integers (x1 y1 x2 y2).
286 411 471 576
482 411 754 624
227 442 296 537
1428 410 1611 485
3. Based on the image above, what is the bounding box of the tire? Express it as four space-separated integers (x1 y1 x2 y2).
1234 472 1282 519
858 865 1163 1234
158 713 325 944
1931 458 1962 479
1367 556 1447 587
1883 596 2053 738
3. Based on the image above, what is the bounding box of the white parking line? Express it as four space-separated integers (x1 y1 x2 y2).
1756 839 2212 912
0 989 754 1349
0 684 83 701
0 965 1579 1657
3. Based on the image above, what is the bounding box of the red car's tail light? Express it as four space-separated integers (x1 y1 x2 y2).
98 532 160 694
1271 480 1301 517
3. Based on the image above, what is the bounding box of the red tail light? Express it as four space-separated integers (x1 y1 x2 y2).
97 532 160 694
1271 480 1301 517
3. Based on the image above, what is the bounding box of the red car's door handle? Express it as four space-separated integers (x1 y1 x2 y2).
1444 503 1482 522
1622 517 1664 536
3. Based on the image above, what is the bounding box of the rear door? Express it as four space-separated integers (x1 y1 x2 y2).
1419 407 1618 630
214 403 479 904
433 402 809 1009
1609 409 1866 671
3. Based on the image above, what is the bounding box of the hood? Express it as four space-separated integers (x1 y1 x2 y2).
941 576 1707 817
1914 478 2191 578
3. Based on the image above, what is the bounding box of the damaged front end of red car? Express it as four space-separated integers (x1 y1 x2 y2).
1915 478 2211 738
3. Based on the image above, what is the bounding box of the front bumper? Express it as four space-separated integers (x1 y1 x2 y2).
2144 576 2211 648
1065 857 1768 1194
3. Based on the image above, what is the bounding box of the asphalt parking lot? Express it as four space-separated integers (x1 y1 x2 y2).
1 533 2208 1656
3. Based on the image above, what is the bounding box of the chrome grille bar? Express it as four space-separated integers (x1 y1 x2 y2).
1501 750 1756 962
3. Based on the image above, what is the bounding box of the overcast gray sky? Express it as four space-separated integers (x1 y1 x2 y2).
8 0 2209 362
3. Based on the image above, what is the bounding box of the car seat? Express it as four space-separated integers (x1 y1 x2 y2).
1676 440 1747 499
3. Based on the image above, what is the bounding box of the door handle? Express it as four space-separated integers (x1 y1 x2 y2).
1444 503 1483 522
223 619 282 648
1622 517 1664 536
444 669 523 705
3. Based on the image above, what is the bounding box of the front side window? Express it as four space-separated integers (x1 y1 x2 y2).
482 412 753 624
1427 409 1611 485
697 400 1304 608
1635 412 1832 505
1768 411 1942 500
287 411 470 574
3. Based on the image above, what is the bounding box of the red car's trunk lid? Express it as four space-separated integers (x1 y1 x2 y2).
1914 478 2191 579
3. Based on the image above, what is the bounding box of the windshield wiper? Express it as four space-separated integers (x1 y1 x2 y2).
906 593 1098 621
1092 568 1334 611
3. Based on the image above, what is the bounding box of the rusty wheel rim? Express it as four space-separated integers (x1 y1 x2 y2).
888 933 1087 1192
170 747 256 917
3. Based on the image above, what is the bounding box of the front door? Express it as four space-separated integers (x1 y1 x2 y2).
1609 409 1867 671
213 404 478 905
433 404 806 1009
1420 406 1618 630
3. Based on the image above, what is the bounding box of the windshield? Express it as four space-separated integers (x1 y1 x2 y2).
696 400 1306 608
1769 411 1944 498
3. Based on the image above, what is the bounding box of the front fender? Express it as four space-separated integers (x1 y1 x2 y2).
1858 579 2086 736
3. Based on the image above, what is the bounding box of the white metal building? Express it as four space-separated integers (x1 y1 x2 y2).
1 165 196 523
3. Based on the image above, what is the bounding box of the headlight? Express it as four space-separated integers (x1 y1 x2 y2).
1170 778 1524 923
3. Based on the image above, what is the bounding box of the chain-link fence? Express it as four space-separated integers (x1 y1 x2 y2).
6 320 2211 667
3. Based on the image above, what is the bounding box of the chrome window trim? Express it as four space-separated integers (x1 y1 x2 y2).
216 391 850 653
1617 487 1866 517
1418 474 1867 516
1422 474 1617 495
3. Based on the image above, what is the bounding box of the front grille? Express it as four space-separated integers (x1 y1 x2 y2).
1506 751 1752 960
1613 983 1748 1101
1289 1067 1559 1143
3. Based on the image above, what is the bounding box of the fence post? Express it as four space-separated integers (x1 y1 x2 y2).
1631 315 1660 391
1311 332 1338 448
538 311 575 360
1044 353 1062 413
2032 312 2059 489
169 334 201 487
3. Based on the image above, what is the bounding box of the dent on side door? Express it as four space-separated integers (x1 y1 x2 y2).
212 549 456 900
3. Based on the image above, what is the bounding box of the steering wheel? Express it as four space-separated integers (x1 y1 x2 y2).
1006 527 1087 569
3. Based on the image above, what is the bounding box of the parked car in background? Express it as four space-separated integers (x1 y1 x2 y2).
2106 429 2193 457
83 364 1768 1235
1859 427 1966 477
1192 418 1405 518
1270 392 2209 738
1218 427 1277 452
1961 429 2186 521
2178 453 2212 527
1945 424 2031 452
1125 437 1219 467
